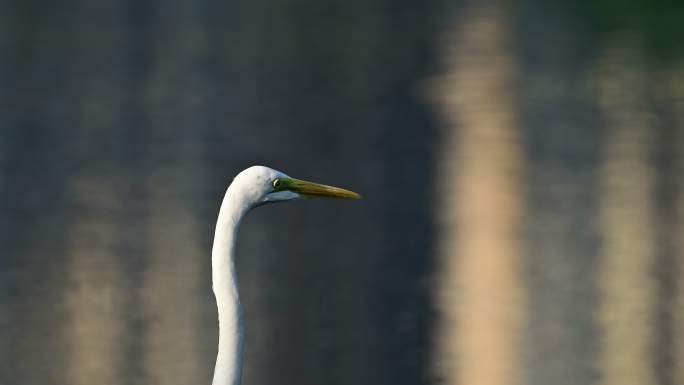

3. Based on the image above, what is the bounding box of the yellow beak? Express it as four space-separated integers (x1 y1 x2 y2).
285 178 361 199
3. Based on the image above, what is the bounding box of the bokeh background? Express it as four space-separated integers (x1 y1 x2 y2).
1 1 683 385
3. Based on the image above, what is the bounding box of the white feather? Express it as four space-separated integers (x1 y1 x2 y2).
211 166 294 385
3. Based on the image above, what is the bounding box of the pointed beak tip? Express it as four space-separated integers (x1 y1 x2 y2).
330 187 362 200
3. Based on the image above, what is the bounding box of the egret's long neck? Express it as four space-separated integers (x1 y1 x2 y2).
211 187 249 385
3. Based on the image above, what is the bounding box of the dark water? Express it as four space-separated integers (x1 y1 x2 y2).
1 1 683 385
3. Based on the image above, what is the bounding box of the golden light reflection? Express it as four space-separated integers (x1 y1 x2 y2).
596 42 657 385
141 145 207 385
430 4 524 385
669 66 684 385
64 175 124 385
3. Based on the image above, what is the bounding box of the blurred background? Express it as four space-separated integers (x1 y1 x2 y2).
1 1 683 385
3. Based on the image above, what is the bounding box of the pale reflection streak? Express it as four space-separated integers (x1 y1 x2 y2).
65 175 124 385
597 44 656 385
141 146 205 385
431 4 524 385
670 67 684 385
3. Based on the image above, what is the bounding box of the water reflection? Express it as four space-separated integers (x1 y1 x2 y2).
1 1 684 385
65 174 124 385
430 3 524 385
141 153 206 385
672 68 684 385
596 41 657 385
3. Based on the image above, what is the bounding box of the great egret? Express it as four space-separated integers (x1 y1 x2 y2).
211 166 361 385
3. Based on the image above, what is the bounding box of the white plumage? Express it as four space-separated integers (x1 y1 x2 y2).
210 166 360 385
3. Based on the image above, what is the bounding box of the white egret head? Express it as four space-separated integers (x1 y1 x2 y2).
211 165 360 385
230 166 361 210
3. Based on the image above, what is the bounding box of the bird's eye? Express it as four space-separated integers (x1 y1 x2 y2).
272 179 281 189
